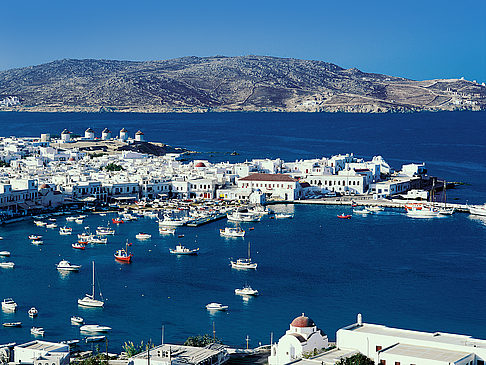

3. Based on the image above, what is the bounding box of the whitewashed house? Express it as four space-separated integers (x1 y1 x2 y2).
238 173 303 201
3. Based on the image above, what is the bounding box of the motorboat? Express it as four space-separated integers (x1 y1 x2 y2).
227 211 261 223
169 245 199 256
158 216 185 227
112 218 124 224
78 261 104 308
220 227 245 237
235 285 259 296
28 235 42 240
205 303 228 311
2 298 17 311
34 221 47 227
31 327 45 336
367 206 384 212
405 204 439 218
274 212 294 219
61 339 80 346
3 322 21 327
28 307 38 317
78 232 91 240
353 208 371 215
337 214 352 219
85 335 106 343
80 324 112 332
439 207 455 215
32 239 43 245
71 316 84 325
0 262 15 268
72 243 86 250
96 227 115 235
114 242 133 263
135 232 151 240
56 260 81 272
230 242 257 270
46 223 58 229
59 227 73 235
87 235 107 244
159 227 176 234
469 203 486 217
0 251 11 257
66 216 77 222
248 206 271 215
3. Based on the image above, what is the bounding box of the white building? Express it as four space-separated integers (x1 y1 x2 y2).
60 129 71 143
238 173 303 201
120 128 129 142
14 341 70 365
135 130 144 142
84 128 95 140
130 343 229 365
336 314 485 365
268 314 329 365
102 128 112 140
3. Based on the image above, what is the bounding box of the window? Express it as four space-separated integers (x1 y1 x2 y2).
394 362 400 365
376 346 382 351
478 361 485 365
379 361 385 365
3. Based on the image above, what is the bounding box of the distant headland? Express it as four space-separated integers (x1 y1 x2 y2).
0 55 485 113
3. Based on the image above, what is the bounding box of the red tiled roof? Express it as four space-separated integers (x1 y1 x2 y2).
239 173 297 182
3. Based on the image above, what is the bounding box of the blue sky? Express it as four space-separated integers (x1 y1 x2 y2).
1 0 485 81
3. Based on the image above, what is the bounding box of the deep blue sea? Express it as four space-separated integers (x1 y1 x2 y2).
0 111 485 351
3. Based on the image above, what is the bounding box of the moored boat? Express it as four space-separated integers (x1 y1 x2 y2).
2 298 17 311
56 260 81 272
96 227 115 235
0 262 15 268
159 227 176 234
59 227 73 235
28 235 42 240
205 303 228 311
235 284 259 296
32 239 43 245
114 242 133 263
46 223 58 229
72 243 86 250
78 261 104 308
80 324 112 332
85 335 106 343
230 242 257 270
135 232 151 240
227 211 261 223
0 251 11 257
337 213 352 219
169 245 199 256
31 327 45 336
469 203 486 217
274 212 294 219
3 322 21 327
220 227 245 237
28 307 38 317
71 316 84 325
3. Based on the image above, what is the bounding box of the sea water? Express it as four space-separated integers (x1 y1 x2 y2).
0 111 485 350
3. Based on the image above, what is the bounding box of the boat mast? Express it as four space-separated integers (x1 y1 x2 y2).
248 242 251 261
444 180 447 208
92 261 95 299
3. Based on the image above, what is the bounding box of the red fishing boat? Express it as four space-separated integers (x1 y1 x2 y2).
337 213 352 219
114 241 133 263
112 218 124 224
72 242 86 250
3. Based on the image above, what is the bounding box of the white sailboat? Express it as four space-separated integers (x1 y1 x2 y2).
230 242 258 270
439 180 455 215
78 261 104 308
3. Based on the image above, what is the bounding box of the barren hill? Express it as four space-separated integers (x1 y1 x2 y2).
0 55 484 113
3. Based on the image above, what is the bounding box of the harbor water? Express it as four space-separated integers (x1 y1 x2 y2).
0 111 485 350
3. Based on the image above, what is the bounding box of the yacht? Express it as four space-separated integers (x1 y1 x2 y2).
405 204 439 218
3 322 21 327
80 324 112 332
159 227 176 234
227 211 261 223
230 242 257 270
78 261 104 308
469 203 486 217
158 216 186 227
96 227 115 235
2 298 17 311
28 307 38 317
235 285 259 296
205 303 228 311
59 227 73 235
56 260 81 272
71 316 84 325
135 232 151 240
87 235 107 244
220 227 245 237
0 251 11 257
31 327 45 336
169 245 199 256
274 212 294 219
0 262 15 268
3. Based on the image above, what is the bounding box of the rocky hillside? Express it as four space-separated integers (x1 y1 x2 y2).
0 56 485 113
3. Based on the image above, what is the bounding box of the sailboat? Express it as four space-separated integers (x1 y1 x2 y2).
78 261 104 308
230 242 257 270
439 180 455 215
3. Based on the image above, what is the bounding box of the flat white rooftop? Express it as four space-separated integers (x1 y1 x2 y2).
382 343 471 363
131 344 225 364
15 340 68 352
343 323 486 349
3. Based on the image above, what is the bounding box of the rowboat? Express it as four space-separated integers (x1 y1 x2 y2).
3 322 21 327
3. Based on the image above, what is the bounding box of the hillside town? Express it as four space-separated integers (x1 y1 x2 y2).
0 128 436 218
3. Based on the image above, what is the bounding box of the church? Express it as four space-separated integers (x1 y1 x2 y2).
268 313 329 365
